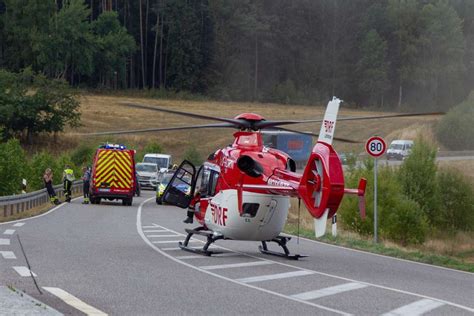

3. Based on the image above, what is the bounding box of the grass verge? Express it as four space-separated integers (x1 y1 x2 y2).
284 223 474 273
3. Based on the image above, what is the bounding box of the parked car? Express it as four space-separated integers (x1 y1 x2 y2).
386 140 414 160
136 162 159 189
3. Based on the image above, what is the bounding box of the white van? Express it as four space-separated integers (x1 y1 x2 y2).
386 140 414 160
143 154 172 173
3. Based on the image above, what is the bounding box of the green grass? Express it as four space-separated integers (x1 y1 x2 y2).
284 223 474 273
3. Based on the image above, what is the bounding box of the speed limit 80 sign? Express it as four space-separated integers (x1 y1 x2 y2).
366 136 386 158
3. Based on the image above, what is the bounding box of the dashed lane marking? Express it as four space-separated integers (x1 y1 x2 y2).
161 246 221 251
43 287 108 316
142 225 160 228
200 261 273 270
176 253 241 260
291 282 368 301
3 229 15 235
13 266 37 277
0 251 16 259
146 234 182 238
0 238 10 245
12 223 25 227
151 240 200 244
382 298 445 316
143 230 169 233
236 270 316 284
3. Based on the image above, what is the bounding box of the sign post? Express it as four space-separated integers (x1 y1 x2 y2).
365 136 387 243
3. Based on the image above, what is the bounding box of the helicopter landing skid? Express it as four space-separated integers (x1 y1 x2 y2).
259 236 307 260
179 227 224 256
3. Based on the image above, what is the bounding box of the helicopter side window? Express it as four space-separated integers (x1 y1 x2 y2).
209 172 220 196
199 167 220 197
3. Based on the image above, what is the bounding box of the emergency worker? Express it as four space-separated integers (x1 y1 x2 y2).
183 192 200 224
81 166 91 204
43 168 60 205
63 165 75 202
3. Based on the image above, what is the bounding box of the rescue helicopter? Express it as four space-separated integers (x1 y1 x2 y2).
83 98 441 259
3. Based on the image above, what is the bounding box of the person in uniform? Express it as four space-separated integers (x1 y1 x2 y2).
81 166 91 204
63 165 75 202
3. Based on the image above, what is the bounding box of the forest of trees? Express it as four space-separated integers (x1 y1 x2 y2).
0 0 473 110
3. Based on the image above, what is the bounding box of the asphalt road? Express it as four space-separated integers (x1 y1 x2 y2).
1 191 473 315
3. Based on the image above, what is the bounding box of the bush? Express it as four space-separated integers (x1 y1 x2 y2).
437 168 474 232
398 137 440 225
0 139 29 195
71 143 95 168
385 198 428 245
436 95 474 150
136 142 164 162
29 151 59 190
340 162 427 245
183 146 202 166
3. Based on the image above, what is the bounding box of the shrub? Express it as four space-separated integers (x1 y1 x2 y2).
340 162 427 245
398 137 440 225
437 168 474 232
136 142 164 162
183 146 202 166
385 198 428 245
436 95 474 150
71 143 95 168
0 139 29 195
29 151 59 190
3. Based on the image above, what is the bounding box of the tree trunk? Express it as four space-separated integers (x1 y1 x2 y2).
398 84 403 109
139 0 146 88
164 27 170 88
152 14 160 89
254 32 258 100
145 0 150 87
159 2 165 88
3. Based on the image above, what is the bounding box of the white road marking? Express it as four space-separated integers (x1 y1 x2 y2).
0 251 16 259
146 234 182 238
3 229 15 235
236 270 316 283
291 282 368 301
137 198 351 316
200 261 273 270
43 287 108 316
13 266 37 277
382 298 445 315
143 229 169 233
0 238 10 245
13 223 25 227
175 253 241 259
161 245 220 251
142 225 160 228
151 240 184 244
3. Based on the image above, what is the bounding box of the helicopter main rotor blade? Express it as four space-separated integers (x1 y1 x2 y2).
256 112 444 129
272 127 361 143
121 102 250 128
74 123 236 136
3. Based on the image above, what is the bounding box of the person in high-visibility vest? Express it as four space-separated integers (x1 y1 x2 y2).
63 165 75 202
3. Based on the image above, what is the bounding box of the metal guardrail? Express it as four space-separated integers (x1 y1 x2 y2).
0 181 83 218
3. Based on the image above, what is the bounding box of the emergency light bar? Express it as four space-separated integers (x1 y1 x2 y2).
100 143 127 150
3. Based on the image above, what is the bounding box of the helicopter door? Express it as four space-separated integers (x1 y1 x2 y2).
162 160 196 208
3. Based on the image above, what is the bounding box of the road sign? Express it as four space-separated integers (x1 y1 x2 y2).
366 136 386 158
